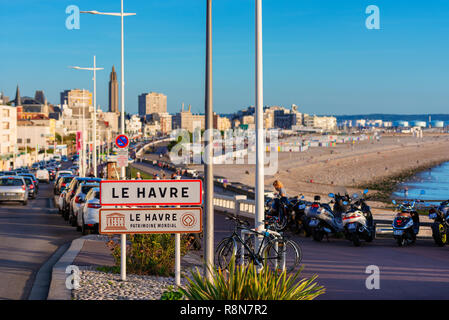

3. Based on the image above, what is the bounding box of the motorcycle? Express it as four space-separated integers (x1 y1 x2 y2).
342 189 376 246
289 195 312 236
392 198 421 246
305 194 345 242
264 195 290 232
428 200 449 247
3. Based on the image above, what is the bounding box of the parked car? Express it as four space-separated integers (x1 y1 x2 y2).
62 177 102 220
0 176 29 205
36 168 50 183
55 170 73 181
54 175 75 195
22 176 37 199
18 173 39 191
56 188 68 213
69 182 100 227
0 171 17 176
78 187 101 234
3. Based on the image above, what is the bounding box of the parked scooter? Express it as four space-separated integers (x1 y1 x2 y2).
289 195 312 236
342 189 376 246
392 197 422 246
305 194 344 242
264 195 290 232
428 200 449 247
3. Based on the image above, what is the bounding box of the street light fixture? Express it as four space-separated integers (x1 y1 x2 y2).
81 1 135 282
69 56 104 177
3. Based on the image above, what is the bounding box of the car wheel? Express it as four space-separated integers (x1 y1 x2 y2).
82 223 90 235
71 214 77 227
22 200 28 206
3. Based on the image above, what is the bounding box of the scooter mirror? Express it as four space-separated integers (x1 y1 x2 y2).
392 200 397 205
420 190 426 195
352 193 359 199
343 201 349 205
364 189 369 194
328 193 335 198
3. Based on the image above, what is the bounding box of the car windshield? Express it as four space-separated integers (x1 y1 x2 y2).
0 178 24 186
23 178 33 185
63 176 74 183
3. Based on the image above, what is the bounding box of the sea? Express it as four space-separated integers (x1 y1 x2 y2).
393 161 449 203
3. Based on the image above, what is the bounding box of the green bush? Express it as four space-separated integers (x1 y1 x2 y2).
108 234 191 277
160 286 185 300
180 257 325 300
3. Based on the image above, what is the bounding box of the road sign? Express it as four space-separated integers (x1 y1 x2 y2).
116 148 128 167
115 134 129 149
100 179 202 206
99 207 202 234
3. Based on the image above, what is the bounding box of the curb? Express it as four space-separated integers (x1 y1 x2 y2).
47 236 88 300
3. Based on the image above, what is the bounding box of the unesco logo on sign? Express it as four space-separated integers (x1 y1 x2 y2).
181 213 196 228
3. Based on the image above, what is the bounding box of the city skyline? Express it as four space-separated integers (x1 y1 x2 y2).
1 0 449 115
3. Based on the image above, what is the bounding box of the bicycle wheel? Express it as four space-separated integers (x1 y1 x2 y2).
261 238 302 273
215 237 237 270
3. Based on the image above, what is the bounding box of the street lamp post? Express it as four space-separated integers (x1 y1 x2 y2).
204 0 214 281
255 0 265 250
81 1 135 282
70 57 103 177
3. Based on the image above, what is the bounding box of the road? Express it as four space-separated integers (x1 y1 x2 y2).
0 176 80 300
134 155 449 299
214 213 449 300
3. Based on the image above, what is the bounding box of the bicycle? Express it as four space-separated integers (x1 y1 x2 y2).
215 215 303 273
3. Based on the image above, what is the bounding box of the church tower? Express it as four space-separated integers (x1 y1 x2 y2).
108 66 119 114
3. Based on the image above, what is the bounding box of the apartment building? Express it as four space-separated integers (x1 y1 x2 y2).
0 105 17 170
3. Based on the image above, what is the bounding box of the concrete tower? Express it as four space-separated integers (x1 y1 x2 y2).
109 66 119 114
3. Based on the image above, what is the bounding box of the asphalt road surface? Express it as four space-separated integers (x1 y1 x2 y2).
0 175 80 300
214 213 449 300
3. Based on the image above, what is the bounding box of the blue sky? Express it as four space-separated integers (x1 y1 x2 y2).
1 0 449 115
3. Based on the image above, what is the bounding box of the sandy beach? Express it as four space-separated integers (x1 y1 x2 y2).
187 133 449 203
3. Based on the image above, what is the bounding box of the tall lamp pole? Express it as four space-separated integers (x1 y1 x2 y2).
81 1 135 282
204 0 214 280
255 0 265 248
70 57 103 177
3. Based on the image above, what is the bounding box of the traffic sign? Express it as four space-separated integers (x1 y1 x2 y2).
116 148 128 167
99 207 202 234
100 179 203 206
115 134 129 149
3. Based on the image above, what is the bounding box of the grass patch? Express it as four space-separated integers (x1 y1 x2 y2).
96 265 121 274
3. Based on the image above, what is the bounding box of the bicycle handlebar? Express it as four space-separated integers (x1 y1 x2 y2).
225 215 250 227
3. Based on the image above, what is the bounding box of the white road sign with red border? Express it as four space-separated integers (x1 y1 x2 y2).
100 179 203 206
99 207 202 234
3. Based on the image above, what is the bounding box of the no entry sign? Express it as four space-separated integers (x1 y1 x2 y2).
100 179 203 206
99 207 202 234
115 134 129 149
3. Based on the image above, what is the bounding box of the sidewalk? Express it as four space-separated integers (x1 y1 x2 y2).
47 234 204 300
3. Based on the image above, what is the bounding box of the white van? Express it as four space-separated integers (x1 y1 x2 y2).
36 169 50 183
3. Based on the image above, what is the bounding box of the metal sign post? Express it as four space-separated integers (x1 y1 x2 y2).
115 133 130 282
100 179 203 285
